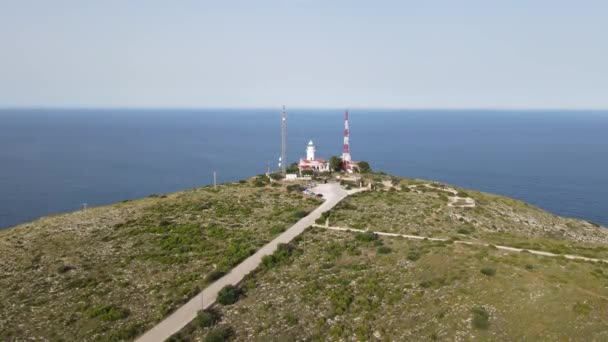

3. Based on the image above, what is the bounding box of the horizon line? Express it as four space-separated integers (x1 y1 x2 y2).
1 106 608 112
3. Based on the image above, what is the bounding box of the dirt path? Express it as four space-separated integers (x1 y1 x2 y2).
136 183 365 342
312 224 608 264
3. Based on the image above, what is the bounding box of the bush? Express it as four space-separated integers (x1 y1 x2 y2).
57 264 74 274
457 226 474 235
573 302 592 316
292 210 309 219
457 191 470 198
205 270 226 283
284 312 298 325
262 243 295 269
355 231 379 242
270 225 286 234
358 161 371 173
269 173 283 180
377 246 392 254
471 306 490 329
86 304 130 321
481 267 496 276
286 184 304 192
196 309 221 328
217 285 241 305
108 323 144 340
407 251 421 261
316 211 331 225
205 326 234 342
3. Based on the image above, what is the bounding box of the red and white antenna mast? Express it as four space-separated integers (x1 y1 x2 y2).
342 110 352 169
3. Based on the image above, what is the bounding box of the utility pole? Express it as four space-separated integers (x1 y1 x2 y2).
281 105 287 176
213 171 217 189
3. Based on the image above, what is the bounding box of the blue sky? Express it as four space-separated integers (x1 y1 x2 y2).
1 0 607 109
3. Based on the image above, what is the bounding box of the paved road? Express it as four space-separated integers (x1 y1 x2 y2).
137 183 359 342
313 224 608 264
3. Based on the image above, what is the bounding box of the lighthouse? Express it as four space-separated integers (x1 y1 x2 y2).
299 139 329 173
306 140 316 160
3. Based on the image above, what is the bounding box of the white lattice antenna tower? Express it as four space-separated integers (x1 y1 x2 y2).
281 105 287 175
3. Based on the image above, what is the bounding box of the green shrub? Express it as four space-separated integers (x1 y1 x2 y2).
407 251 421 261
355 231 378 242
270 225 286 234
196 309 221 328
108 323 144 340
86 304 129 321
284 312 298 325
573 302 592 316
57 264 74 274
293 210 309 219
457 226 474 235
471 306 490 329
253 179 266 187
205 326 234 342
377 246 392 254
316 211 331 224
481 267 496 276
205 270 226 283
269 173 283 180
217 285 241 305
262 243 295 269
286 184 304 192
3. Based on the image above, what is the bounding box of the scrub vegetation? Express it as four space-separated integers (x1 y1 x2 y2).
190 228 608 341
2 172 608 341
0 177 319 341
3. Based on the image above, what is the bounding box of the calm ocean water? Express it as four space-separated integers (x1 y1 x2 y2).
0 109 607 229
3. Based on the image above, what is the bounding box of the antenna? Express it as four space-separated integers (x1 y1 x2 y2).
281 105 287 176
213 171 217 189
342 110 352 170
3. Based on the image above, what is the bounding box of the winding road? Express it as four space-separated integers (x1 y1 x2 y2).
136 183 362 342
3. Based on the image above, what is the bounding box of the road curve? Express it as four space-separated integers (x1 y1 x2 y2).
136 183 356 342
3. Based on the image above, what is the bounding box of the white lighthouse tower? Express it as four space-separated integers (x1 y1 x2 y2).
306 140 316 160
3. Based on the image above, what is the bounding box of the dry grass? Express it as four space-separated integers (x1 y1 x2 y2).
0 177 320 341
186 228 608 341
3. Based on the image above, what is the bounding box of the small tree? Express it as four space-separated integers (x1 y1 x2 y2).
195 309 221 328
357 161 371 173
329 156 343 172
286 162 299 174
217 285 241 305
205 326 234 342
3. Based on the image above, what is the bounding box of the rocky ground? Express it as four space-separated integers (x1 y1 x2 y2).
0 175 319 341
173 175 608 342
184 227 608 341
3 173 608 341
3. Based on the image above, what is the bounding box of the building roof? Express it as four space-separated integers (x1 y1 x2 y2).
300 158 327 165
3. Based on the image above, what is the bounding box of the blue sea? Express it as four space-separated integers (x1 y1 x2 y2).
0 109 607 230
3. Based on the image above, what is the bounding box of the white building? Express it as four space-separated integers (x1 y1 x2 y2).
298 140 330 173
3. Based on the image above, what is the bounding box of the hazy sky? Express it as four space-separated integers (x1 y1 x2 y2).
1 0 607 109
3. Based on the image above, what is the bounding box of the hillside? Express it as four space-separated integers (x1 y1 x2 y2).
0 176 319 341
1 173 608 341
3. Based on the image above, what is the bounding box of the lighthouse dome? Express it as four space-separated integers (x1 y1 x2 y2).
308 140 314 146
